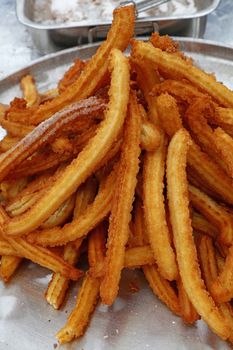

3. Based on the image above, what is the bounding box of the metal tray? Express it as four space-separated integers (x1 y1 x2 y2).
0 38 233 350
16 0 220 54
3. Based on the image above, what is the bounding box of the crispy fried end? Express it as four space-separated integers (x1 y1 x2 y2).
31 5 135 124
150 33 179 53
58 59 85 93
0 206 83 281
0 135 20 152
177 278 200 324
192 212 218 238
187 142 233 205
210 246 233 303
151 79 206 104
198 236 233 336
20 75 40 107
0 117 33 137
150 33 192 64
156 93 182 137
56 225 105 343
5 97 37 124
132 57 160 125
141 118 161 151
45 177 97 309
131 40 233 107
167 128 230 340
185 98 233 176
143 264 180 316
189 185 233 246
0 176 28 201
124 245 155 268
0 255 22 282
214 127 233 177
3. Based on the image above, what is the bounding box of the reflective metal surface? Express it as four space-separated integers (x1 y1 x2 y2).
0 38 233 350
16 0 220 53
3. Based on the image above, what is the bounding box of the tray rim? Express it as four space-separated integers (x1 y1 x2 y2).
16 0 221 30
0 37 233 89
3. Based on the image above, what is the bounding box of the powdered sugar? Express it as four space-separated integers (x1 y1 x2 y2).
33 0 197 25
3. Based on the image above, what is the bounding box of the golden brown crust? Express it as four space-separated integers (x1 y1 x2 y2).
166 128 230 340
100 92 142 305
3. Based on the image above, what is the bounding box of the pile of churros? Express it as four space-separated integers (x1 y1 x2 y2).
1 3 233 345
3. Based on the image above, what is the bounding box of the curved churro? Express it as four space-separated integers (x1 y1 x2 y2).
27 166 117 246
143 132 178 281
4 49 130 236
166 128 230 340
156 93 233 204
143 265 180 316
45 177 97 309
31 5 135 124
0 96 105 183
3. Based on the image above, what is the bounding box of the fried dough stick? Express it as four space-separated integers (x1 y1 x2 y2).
0 117 33 137
166 128 230 340
56 224 105 343
0 255 22 282
41 194 76 229
45 177 97 309
4 49 130 236
0 207 83 281
185 99 233 177
27 165 117 246
0 238 19 256
31 5 135 124
132 40 233 107
139 105 161 151
58 59 85 93
124 245 155 268
20 75 40 107
198 236 233 336
9 150 72 179
128 197 146 248
189 185 233 245
208 107 233 137
151 79 206 104
6 169 59 217
156 93 233 205
133 58 160 124
177 278 200 324
91 237 156 278
0 176 28 201
100 92 141 305
192 211 218 238
0 135 20 152
210 245 233 303
143 131 178 281
143 265 180 316
0 96 106 183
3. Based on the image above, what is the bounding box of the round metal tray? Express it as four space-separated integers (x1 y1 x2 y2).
0 38 232 350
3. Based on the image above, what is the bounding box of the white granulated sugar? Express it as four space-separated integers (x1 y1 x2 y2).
34 0 197 24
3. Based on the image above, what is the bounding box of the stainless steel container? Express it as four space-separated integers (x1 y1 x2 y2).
16 0 220 54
